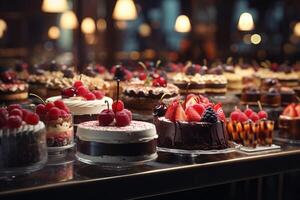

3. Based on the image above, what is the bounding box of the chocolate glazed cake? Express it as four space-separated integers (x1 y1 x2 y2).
155 117 229 150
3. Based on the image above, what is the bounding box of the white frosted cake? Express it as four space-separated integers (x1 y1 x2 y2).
76 120 158 165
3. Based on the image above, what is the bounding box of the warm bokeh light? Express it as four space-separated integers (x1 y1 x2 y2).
238 12 254 31
115 21 128 30
97 18 107 32
81 17 96 34
138 23 151 37
60 11 78 29
174 15 191 33
250 34 261 44
48 26 60 39
113 0 137 21
294 22 300 37
42 0 68 13
0 19 7 32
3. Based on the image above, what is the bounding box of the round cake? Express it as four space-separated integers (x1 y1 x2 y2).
172 73 205 95
76 120 158 164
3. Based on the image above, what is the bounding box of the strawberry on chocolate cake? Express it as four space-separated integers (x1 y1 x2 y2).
154 94 229 150
0 70 29 103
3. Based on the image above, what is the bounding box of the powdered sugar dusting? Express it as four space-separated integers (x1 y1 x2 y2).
79 120 155 132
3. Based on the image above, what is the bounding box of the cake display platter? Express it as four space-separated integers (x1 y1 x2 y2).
237 144 281 153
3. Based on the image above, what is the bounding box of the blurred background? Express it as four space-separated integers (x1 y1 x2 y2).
0 0 300 70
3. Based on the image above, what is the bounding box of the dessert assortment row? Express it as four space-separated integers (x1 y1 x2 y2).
0 59 300 175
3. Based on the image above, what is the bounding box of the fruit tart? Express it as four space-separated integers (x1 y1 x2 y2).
0 104 47 175
279 103 300 140
154 94 229 150
226 104 274 147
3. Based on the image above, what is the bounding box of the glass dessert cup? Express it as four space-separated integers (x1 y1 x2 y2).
226 120 274 148
0 123 48 177
45 114 75 154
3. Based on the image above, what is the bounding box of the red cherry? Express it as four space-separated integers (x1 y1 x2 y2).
157 77 166 86
0 108 8 128
115 110 131 126
123 109 132 121
9 108 23 118
249 112 259 122
230 111 240 121
54 100 66 109
84 92 96 100
238 112 248 123
244 108 253 117
47 107 61 120
45 102 55 112
76 86 89 97
36 104 46 116
152 79 160 87
98 109 115 126
25 112 40 125
22 109 30 120
112 100 124 112
258 110 268 119
93 90 104 100
7 104 22 112
7 115 22 129
139 72 147 80
73 80 84 89
61 87 76 98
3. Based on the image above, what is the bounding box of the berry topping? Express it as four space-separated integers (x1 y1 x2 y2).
54 100 66 110
7 104 22 112
112 100 124 112
7 115 22 129
139 72 147 80
192 104 205 116
282 103 297 117
201 107 218 123
249 112 259 122
22 109 30 120
164 100 178 122
175 103 187 121
152 77 167 87
84 92 96 100
47 107 61 120
123 109 132 121
186 106 201 122
230 111 240 121
25 112 40 125
73 80 84 89
244 108 253 117
62 87 76 98
9 108 23 118
238 112 248 123
93 90 104 100
153 103 167 117
98 109 115 126
258 110 268 119
115 110 131 126
45 102 55 112
0 108 8 128
36 104 46 116
76 86 89 97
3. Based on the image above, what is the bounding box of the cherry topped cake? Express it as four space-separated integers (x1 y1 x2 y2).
0 104 47 174
154 94 229 150
47 80 113 130
76 100 158 165
122 64 179 111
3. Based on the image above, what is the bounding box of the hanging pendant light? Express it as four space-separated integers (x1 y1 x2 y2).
81 17 96 34
113 0 137 20
238 12 254 31
42 0 68 13
174 15 191 33
60 10 78 29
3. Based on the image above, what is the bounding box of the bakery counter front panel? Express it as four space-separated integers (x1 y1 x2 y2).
1 142 300 199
